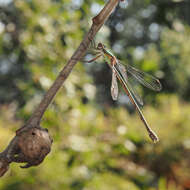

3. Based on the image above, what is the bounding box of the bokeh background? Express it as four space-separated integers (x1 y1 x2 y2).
0 0 190 189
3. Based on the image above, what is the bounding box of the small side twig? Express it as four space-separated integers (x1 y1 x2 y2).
0 0 122 177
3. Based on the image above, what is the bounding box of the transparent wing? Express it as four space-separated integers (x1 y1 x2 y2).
115 62 144 106
127 64 162 91
115 61 127 83
126 78 144 106
111 67 119 100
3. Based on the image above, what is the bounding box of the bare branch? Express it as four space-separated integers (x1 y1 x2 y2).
0 0 121 177
25 0 120 129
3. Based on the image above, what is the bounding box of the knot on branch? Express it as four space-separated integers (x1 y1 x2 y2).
15 127 53 168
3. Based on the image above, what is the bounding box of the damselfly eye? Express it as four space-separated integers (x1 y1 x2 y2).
97 43 104 50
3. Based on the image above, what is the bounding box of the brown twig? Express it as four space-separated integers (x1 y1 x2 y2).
0 0 121 177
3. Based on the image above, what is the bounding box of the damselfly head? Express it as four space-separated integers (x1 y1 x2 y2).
97 43 105 50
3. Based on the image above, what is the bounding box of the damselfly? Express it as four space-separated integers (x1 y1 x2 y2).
87 43 162 143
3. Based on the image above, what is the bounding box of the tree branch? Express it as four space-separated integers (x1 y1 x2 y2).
0 0 121 177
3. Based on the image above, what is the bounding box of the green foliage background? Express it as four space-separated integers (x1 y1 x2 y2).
0 0 190 189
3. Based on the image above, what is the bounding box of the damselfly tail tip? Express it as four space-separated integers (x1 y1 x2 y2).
149 132 159 143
